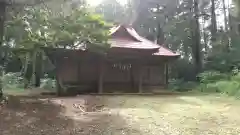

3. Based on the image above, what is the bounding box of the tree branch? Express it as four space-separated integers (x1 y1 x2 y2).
1 0 55 7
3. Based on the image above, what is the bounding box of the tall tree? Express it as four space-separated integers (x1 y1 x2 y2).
221 0 230 50
5 6 110 89
0 2 6 47
222 0 228 31
192 0 202 74
0 0 54 97
210 0 217 43
234 0 240 33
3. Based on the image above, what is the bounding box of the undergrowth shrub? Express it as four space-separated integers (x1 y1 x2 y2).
231 73 240 81
1 72 56 91
2 72 24 89
197 83 219 93
170 70 240 98
168 79 198 92
215 81 240 96
40 79 56 90
197 71 240 97
198 71 229 84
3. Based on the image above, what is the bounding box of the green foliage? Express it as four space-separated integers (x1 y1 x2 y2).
40 78 56 90
197 71 240 98
3 6 111 88
1 72 25 89
197 83 219 93
0 0 238 94
198 71 229 84
5 7 111 49
215 81 240 96
205 36 240 73
198 80 240 96
205 52 240 73
231 72 240 81
1 72 56 91
48 8 111 49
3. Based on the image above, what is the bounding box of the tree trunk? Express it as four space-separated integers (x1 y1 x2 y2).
222 0 230 50
222 0 228 31
192 0 202 75
0 2 6 98
157 23 164 45
203 19 208 52
228 8 236 47
156 4 165 46
0 67 3 99
211 0 217 42
0 2 6 45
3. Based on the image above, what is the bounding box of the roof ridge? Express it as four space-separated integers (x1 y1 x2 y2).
110 25 142 42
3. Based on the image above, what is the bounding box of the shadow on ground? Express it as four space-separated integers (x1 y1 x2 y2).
0 95 140 135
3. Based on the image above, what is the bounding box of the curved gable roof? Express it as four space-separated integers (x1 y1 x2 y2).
109 25 180 57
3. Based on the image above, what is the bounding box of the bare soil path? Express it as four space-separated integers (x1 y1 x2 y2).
1 94 240 135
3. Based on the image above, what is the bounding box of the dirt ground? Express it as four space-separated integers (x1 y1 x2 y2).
1 94 240 135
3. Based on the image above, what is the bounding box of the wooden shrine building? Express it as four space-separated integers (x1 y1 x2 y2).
45 25 179 94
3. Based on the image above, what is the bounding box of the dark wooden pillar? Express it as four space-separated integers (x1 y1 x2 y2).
34 52 42 87
55 58 63 96
98 58 105 94
164 62 169 87
55 64 61 95
77 60 81 82
138 65 143 93
34 72 41 87
130 64 135 91
56 77 62 96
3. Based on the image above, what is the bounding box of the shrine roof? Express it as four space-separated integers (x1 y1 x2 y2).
109 25 179 57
